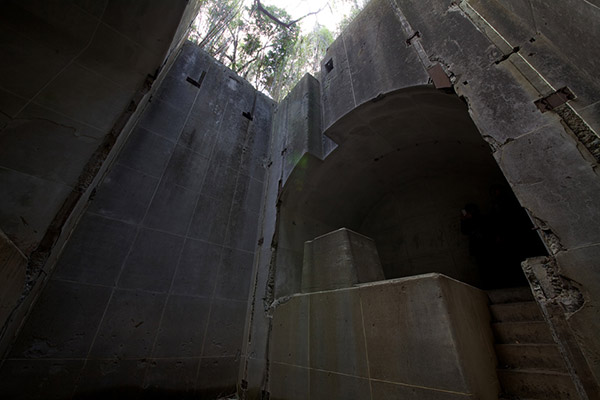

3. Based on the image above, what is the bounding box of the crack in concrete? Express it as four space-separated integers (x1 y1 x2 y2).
481 134 502 152
554 104 600 164
266 294 295 316
8 116 78 134
529 213 565 255
264 178 281 314
521 257 591 400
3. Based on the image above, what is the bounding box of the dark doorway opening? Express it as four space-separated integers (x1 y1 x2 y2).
276 86 547 294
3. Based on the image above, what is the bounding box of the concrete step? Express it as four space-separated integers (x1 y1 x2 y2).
496 344 567 371
493 321 554 344
490 301 543 322
497 369 579 399
487 287 534 304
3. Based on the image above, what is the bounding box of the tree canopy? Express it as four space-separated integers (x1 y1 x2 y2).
188 0 364 101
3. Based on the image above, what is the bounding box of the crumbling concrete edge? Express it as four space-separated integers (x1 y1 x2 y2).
522 256 600 400
457 0 600 165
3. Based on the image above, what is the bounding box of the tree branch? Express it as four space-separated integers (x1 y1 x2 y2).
255 0 327 29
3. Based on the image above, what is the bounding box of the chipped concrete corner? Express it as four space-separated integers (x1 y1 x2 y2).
522 257 584 316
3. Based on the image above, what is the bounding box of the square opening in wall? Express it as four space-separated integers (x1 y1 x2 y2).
325 58 334 73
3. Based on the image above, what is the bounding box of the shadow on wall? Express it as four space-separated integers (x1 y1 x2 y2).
275 86 546 297
72 387 235 400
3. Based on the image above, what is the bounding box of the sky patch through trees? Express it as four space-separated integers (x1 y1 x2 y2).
188 0 366 101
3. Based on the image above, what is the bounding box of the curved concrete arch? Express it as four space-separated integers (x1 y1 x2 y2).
275 85 537 296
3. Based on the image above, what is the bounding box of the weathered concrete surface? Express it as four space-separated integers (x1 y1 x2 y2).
494 122 600 249
320 0 429 130
0 0 191 256
269 274 499 399
316 0 600 394
1 0 597 397
0 231 27 345
0 43 273 398
281 74 323 183
466 0 600 116
0 0 201 384
275 86 522 298
523 254 600 398
556 245 600 383
488 285 583 399
302 228 384 292
238 74 325 399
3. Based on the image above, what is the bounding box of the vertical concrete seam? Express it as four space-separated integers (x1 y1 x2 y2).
241 98 285 395
183 64 222 238
437 281 471 394
68 13 167 382
143 229 188 381
5 1 108 382
0 230 28 261
526 0 539 33
14 2 109 117
386 0 433 70
262 102 291 395
307 293 311 398
459 0 600 142
190 66 233 387
131 54 209 388
341 33 358 108
240 97 275 391
359 296 373 400
73 287 115 393
459 1 552 90
523 258 592 400
215 88 257 389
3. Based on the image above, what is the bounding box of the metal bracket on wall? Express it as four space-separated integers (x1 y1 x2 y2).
427 64 452 89
186 71 206 89
534 87 576 113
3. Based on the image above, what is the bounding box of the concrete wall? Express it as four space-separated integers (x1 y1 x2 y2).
269 274 499 399
240 81 513 399
2 0 598 397
0 232 27 336
319 0 429 130
238 74 326 399
0 43 274 398
466 0 600 137
301 228 384 293
0 0 190 255
317 0 600 395
0 0 199 363
242 0 600 396
276 87 519 293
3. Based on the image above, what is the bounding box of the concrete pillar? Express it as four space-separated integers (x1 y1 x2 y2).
301 228 384 293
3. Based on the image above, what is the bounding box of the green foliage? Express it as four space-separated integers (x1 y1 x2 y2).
188 0 358 101
275 23 334 99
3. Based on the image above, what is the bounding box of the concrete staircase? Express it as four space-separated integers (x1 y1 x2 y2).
487 287 580 399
